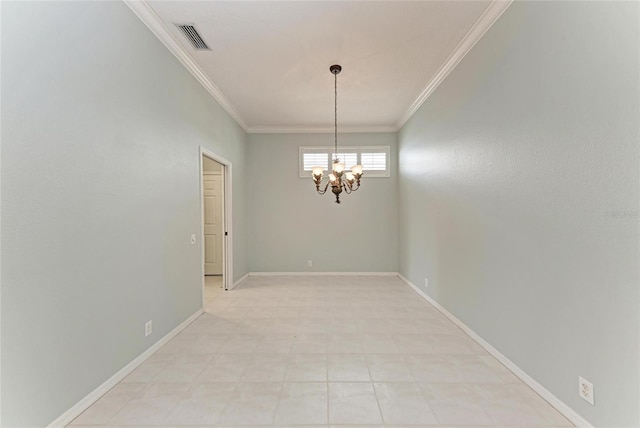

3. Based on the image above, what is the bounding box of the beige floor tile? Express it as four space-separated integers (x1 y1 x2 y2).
219 382 282 425
241 354 289 382
366 354 415 381
109 383 190 425
327 334 363 353
420 383 494 426
197 353 251 382
407 354 508 383
164 382 235 425
69 276 574 427
475 384 572 427
217 334 262 353
291 333 328 353
152 356 211 383
360 334 400 353
328 382 383 425
328 354 371 381
255 334 296 353
285 354 328 381
296 318 329 333
273 382 328 425
324 319 359 334
182 334 228 354
373 382 439 425
263 318 299 334
235 317 271 334
482 398 552 426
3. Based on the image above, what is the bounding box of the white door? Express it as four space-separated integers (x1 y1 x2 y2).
204 171 223 275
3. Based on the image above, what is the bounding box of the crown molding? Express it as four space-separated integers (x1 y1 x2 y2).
397 0 513 129
123 0 249 132
249 272 399 276
125 0 511 135
248 125 398 134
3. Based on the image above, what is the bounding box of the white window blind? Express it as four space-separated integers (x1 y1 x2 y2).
303 153 329 171
299 146 390 178
361 152 387 171
332 153 358 168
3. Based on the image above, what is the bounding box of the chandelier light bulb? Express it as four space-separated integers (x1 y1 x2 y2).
333 162 345 174
351 165 363 176
311 166 324 177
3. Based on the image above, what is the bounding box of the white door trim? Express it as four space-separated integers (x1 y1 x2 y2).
199 148 233 301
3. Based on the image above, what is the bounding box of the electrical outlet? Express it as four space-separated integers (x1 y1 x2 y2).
145 320 153 337
191 234 196 245
307 260 313 267
578 376 594 405
425 277 429 288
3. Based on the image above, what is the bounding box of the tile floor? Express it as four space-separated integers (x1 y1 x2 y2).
70 275 573 427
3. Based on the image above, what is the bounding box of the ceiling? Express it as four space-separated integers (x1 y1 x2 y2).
129 1 510 133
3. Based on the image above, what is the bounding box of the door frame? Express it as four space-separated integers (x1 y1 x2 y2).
199 147 233 303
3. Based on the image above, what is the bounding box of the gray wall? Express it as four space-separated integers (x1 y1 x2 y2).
398 2 639 427
248 133 398 273
1 1 248 426
3 1 637 427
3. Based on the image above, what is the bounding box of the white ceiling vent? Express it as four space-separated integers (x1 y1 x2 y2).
175 24 210 51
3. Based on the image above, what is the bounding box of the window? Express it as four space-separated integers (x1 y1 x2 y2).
302 153 328 171
361 152 387 171
299 146 390 178
332 153 358 169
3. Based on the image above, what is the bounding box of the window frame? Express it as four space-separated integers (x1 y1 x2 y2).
298 146 391 178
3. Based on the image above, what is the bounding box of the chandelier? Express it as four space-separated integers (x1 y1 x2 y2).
311 65 363 204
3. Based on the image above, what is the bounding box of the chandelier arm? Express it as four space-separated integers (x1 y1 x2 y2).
343 180 352 194
315 180 330 195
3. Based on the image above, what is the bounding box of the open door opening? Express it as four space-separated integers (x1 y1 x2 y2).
200 148 233 310
203 156 224 295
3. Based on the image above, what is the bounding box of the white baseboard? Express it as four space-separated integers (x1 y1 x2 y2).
47 309 203 428
230 272 249 289
249 271 399 276
397 274 592 428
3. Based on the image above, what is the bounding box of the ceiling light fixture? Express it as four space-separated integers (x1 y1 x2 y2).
311 65 363 204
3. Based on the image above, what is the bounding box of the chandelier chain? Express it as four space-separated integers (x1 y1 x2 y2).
334 70 338 157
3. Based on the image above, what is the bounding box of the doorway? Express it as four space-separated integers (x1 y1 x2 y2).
203 158 223 276
200 147 233 309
